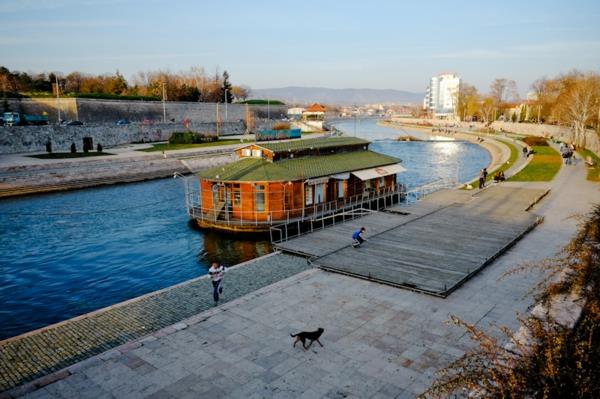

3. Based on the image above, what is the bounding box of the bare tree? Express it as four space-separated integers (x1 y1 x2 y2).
558 74 600 146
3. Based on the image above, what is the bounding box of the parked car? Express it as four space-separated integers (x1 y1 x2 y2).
116 119 130 125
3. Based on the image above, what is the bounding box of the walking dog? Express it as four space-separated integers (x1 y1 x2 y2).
290 328 324 350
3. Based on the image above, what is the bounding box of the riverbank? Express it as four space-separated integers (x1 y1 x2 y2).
0 252 311 393
0 133 334 198
5 158 598 398
379 120 512 180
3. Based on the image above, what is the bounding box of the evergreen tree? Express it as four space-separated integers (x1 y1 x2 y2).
221 71 233 103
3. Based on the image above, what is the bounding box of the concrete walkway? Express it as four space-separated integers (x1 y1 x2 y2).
9 161 600 399
0 254 311 394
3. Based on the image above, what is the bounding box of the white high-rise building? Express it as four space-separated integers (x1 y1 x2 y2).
423 73 461 118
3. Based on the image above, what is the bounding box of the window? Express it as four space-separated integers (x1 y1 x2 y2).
315 183 325 204
255 184 265 211
242 149 251 157
337 180 345 199
379 177 385 188
252 149 262 157
233 184 241 206
305 185 313 206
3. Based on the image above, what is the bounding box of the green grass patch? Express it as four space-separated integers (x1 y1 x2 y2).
29 152 113 159
577 148 600 182
139 140 242 152
465 138 519 187
509 145 562 181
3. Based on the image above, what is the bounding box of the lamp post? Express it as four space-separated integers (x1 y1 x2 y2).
161 82 167 123
55 74 61 123
224 88 228 122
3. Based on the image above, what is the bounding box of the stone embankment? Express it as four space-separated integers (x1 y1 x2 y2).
0 151 235 198
0 253 311 394
5 98 287 125
391 117 600 156
0 122 246 154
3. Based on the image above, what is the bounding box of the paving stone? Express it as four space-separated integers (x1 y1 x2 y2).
0 253 310 393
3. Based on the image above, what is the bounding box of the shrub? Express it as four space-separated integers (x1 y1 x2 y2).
168 132 218 144
239 99 285 105
421 205 600 399
272 122 291 130
522 136 548 146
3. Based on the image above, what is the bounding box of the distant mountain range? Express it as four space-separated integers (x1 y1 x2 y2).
250 87 424 105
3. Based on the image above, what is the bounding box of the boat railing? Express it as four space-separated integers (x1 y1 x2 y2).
270 207 375 244
185 182 405 230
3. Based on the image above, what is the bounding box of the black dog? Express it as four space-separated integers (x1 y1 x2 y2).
290 328 324 350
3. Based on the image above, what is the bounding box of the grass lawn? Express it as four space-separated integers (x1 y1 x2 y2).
509 145 562 181
29 152 113 159
577 148 600 182
466 138 519 187
139 139 243 152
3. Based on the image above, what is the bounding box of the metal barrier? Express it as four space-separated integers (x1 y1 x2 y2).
184 178 405 230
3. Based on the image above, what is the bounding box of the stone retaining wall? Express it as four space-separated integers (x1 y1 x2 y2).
392 117 600 155
5 98 287 124
0 122 246 154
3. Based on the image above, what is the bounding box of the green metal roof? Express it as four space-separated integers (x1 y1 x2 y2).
198 150 400 182
258 137 369 154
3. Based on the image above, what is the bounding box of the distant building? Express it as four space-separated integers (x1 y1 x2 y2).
423 73 461 118
300 103 326 131
287 107 305 120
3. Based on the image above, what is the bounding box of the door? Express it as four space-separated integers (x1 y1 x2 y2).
315 183 325 204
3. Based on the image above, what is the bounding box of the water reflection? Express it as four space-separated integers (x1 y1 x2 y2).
201 230 272 266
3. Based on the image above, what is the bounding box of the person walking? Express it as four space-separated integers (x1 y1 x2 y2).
352 227 367 248
208 262 227 305
478 169 486 189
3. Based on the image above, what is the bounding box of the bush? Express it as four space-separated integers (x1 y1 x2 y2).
522 136 548 146
239 99 285 105
168 132 218 144
75 93 160 101
272 122 291 130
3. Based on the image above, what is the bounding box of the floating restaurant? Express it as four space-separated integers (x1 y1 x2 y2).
186 136 406 232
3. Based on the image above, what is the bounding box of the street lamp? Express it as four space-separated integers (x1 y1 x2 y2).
224 88 228 122
161 82 167 123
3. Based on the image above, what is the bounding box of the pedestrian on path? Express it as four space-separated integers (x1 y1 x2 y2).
478 168 486 189
208 262 227 305
352 227 367 248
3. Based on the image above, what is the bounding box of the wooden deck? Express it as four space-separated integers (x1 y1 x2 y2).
274 185 549 296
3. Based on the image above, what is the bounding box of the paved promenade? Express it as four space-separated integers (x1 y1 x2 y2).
5 158 597 398
0 254 311 393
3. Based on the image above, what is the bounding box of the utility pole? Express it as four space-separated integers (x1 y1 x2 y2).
55 75 61 123
224 88 228 122
161 82 167 123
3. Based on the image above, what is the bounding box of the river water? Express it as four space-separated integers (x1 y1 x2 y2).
0 119 489 339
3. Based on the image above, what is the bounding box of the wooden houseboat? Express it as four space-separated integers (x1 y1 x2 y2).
186 136 406 232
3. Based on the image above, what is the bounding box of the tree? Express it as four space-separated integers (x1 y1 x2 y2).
231 85 249 101
454 82 479 121
221 71 233 103
555 73 600 147
480 96 496 124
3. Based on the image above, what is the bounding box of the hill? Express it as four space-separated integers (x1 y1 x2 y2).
250 86 424 105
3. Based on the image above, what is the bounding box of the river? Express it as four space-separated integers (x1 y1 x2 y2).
0 119 489 339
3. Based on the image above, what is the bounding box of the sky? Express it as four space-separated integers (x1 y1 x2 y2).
1 0 599 95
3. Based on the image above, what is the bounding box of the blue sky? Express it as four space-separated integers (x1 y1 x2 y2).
1 0 599 94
